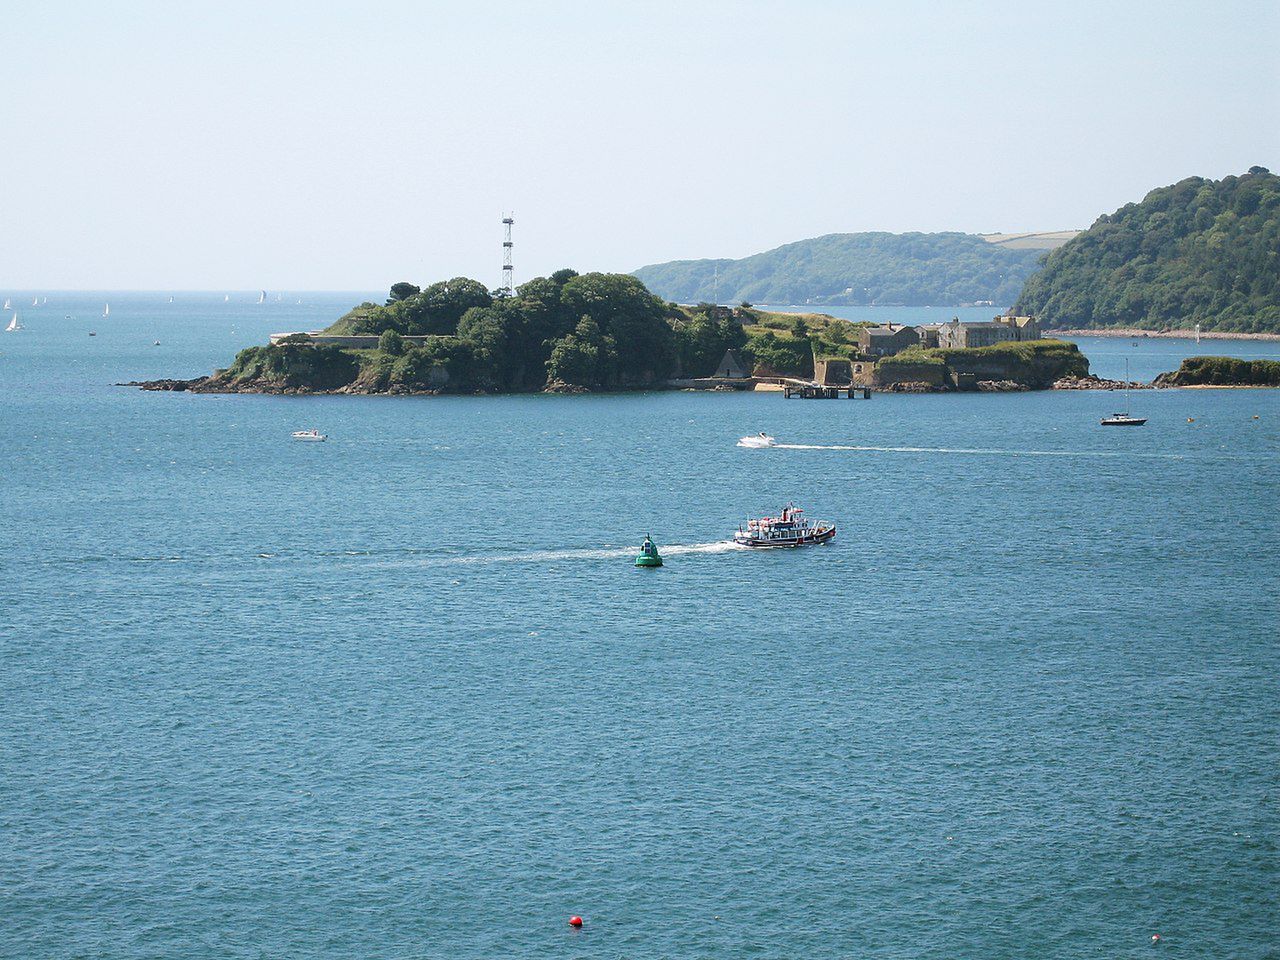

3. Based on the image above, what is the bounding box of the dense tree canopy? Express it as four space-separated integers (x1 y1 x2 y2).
1016 168 1280 333
319 270 687 391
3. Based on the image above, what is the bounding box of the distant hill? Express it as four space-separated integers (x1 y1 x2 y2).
1015 167 1280 333
632 232 1054 307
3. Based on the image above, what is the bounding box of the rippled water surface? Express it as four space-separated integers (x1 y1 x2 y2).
2 295 1278 958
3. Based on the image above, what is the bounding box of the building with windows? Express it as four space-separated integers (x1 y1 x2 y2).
857 323 920 357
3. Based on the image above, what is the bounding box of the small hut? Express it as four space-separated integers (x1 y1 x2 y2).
713 348 747 379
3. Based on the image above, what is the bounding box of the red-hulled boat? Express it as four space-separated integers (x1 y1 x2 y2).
733 504 836 548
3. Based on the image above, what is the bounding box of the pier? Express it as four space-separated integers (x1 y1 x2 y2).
781 380 871 399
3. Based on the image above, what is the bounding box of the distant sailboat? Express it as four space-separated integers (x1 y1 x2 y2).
32 296 39 307
42 297 47 304
257 290 266 304
2 298 10 310
224 294 230 302
103 303 110 318
5 312 20 332
169 295 175 303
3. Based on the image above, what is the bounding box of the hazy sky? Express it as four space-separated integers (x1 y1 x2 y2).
3 0 1276 289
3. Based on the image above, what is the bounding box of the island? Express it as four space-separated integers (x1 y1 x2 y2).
130 271 1093 397
1152 357 1280 387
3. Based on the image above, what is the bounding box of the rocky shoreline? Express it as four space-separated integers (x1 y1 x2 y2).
119 378 453 396
124 374 1162 396
1051 375 1156 391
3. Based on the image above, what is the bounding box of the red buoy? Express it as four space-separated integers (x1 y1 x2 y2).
569 916 583 928
1151 934 1162 944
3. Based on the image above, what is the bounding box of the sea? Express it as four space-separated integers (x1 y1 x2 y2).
2 293 1278 959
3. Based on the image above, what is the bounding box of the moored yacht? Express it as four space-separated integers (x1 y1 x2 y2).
1100 359 1146 426
734 504 835 548
291 429 327 442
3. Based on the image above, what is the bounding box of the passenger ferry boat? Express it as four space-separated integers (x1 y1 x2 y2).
734 504 836 548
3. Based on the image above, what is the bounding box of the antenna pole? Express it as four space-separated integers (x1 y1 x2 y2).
501 214 515 295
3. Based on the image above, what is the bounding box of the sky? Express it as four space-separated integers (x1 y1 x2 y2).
2 0 1277 290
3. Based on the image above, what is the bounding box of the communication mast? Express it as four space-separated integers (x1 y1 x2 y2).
501 214 514 295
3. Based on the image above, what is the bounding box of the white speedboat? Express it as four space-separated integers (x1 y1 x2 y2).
291 429 327 442
738 432 778 448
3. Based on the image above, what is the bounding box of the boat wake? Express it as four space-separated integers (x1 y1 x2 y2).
455 540 743 565
768 443 1187 460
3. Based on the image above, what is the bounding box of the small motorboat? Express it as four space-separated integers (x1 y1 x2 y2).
634 535 663 568
738 432 778 448
734 504 835 548
291 429 327 442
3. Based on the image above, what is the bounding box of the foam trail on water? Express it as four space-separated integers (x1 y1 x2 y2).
449 541 743 566
661 540 745 555
771 443 1186 460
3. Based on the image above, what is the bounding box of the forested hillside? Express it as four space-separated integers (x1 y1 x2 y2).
1016 167 1280 333
633 232 1045 307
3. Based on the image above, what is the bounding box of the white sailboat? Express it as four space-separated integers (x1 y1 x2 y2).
257 290 266 304
32 296 39 307
42 297 47 304
1100 360 1147 426
6 312 20 332
2 298 9 310
103 303 110 318
224 294 230 302
169 295 175 303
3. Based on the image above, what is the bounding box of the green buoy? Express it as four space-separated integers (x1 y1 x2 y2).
635 535 663 567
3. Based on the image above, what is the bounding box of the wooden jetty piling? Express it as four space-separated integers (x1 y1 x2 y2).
782 382 871 399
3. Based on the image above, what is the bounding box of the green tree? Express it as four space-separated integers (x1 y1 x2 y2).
387 282 421 304
399 278 493 335
545 315 618 389
457 303 532 389
560 273 673 384
378 329 405 356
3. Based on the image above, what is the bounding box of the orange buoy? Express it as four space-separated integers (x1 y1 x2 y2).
569 916 583 928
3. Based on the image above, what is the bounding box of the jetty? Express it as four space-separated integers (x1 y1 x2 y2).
782 380 870 399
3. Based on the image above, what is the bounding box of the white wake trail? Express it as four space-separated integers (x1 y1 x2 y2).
768 442 1185 460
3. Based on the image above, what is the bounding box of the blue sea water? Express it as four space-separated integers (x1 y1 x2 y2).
2 294 1278 959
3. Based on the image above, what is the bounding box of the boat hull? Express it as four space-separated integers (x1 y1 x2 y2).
634 556 663 567
1100 418 1147 426
733 525 836 548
